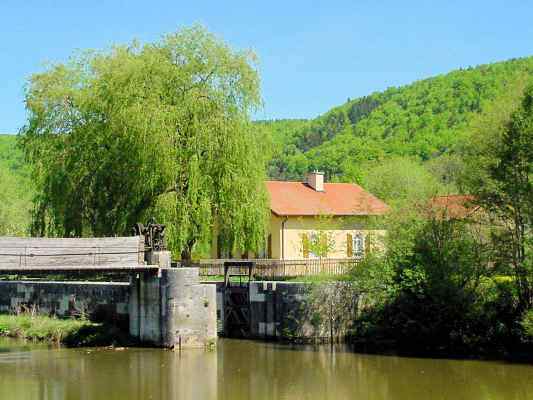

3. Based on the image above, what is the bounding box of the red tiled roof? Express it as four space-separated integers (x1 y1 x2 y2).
266 181 389 216
428 195 480 219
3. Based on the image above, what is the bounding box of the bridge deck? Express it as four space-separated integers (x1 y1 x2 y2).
0 264 160 274
0 236 154 275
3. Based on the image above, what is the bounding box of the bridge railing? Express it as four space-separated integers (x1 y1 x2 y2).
194 258 362 279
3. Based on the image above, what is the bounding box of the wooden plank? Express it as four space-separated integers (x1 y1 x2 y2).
0 236 144 268
0 236 142 248
0 264 158 273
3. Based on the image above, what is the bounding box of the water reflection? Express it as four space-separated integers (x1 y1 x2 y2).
0 338 532 400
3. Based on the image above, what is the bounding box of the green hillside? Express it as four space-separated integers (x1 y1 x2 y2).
0 134 32 235
265 56 533 181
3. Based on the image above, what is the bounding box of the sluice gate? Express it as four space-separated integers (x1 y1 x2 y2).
222 261 253 337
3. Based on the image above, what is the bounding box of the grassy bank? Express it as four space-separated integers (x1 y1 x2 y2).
0 314 133 347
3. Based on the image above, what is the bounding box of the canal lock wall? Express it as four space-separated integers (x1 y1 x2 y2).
0 267 217 349
0 280 130 330
213 281 359 342
0 276 357 345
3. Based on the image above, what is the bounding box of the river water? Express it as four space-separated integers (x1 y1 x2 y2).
0 337 532 400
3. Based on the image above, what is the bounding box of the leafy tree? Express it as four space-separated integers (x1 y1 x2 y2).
383 217 493 352
20 26 269 259
521 308 533 339
299 215 338 258
351 206 495 353
465 82 533 309
0 135 32 235
0 168 32 236
358 156 443 208
425 153 464 191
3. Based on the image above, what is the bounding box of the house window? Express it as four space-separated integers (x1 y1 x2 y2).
308 233 320 259
302 233 323 258
353 234 365 257
303 232 328 259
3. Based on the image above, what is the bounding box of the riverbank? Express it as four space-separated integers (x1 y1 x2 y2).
0 314 133 346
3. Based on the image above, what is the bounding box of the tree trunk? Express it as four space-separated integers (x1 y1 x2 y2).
180 239 196 262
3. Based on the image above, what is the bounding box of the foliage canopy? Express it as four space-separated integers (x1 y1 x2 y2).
463 81 533 309
20 26 269 258
0 134 32 236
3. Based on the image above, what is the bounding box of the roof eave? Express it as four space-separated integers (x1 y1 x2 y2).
269 209 388 217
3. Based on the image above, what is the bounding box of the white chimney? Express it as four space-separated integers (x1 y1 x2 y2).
307 170 324 192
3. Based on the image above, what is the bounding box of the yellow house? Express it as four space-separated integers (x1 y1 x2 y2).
212 171 389 260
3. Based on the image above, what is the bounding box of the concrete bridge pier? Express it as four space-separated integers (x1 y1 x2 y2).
129 252 217 348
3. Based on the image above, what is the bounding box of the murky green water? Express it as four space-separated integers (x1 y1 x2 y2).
0 337 532 400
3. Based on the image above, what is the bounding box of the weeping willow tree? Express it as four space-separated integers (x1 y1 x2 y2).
20 25 270 259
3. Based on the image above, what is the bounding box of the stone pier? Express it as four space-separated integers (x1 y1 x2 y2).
129 267 217 348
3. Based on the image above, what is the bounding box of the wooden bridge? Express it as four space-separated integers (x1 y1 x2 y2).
0 236 157 274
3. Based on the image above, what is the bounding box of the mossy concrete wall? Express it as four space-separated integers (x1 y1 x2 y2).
0 268 218 348
0 281 130 329
216 281 358 342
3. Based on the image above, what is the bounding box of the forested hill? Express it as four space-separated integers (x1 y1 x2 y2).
264 56 533 181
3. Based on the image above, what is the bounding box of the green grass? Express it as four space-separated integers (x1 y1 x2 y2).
0 314 95 342
0 314 133 346
199 275 225 282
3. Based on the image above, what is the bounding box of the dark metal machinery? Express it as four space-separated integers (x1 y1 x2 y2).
223 261 254 337
132 219 167 252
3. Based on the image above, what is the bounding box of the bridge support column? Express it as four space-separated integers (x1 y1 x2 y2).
129 268 217 348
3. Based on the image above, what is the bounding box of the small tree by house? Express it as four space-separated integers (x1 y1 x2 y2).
300 214 338 258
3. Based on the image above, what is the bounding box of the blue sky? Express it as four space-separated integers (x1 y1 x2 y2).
1 1 533 133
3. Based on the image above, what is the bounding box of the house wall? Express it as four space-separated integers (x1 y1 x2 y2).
280 215 385 259
210 214 385 260
210 215 284 259
270 214 283 259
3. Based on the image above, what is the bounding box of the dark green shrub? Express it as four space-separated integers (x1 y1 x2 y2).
521 309 533 339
